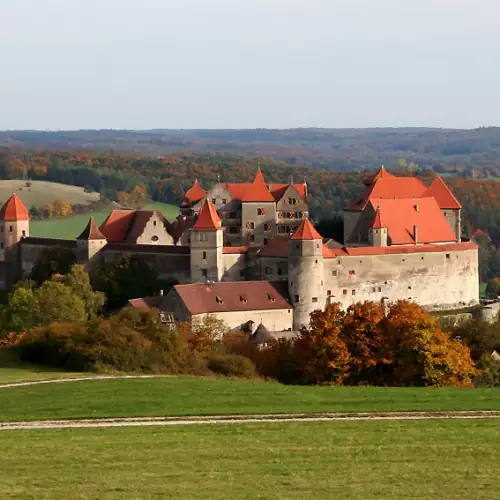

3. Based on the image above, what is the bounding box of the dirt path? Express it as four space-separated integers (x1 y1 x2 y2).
2 411 500 431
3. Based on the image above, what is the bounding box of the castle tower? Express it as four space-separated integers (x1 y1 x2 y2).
288 219 325 330
0 194 30 286
190 199 223 282
241 169 277 247
76 217 107 270
369 206 388 247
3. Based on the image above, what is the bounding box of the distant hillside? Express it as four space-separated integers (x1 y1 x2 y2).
2 127 500 172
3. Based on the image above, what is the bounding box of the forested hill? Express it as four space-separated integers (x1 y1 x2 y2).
2 127 500 173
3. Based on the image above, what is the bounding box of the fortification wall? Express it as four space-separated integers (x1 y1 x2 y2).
323 248 478 311
257 256 288 281
222 253 246 281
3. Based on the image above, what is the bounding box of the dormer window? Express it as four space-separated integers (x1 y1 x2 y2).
151 235 159 242
268 294 275 302
240 295 247 303
216 296 223 304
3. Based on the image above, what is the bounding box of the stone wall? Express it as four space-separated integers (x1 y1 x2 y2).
323 247 478 311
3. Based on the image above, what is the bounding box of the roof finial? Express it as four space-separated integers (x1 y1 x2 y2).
289 174 294 185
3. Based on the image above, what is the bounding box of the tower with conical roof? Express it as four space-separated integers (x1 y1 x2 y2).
288 219 325 329
0 194 30 286
190 199 223 282
369 206 388 247
76 216 107 269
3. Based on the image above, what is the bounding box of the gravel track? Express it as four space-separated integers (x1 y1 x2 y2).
2 411 500 431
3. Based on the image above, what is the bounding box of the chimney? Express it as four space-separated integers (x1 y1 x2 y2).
413 225 418 244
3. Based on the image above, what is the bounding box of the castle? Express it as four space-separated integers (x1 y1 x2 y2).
0 168 479 334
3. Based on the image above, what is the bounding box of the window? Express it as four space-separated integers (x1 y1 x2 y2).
264 223 271 232
287 211 294 219
352 290 356 295
229 226 240 234
372 287 376 293
377 287 382 292
9 226 12 232
312 297 318 303
277 211 284 219
277 268 283 276
249 234 255 243
257 208 265 216
200 233 207 242
278 225 287 234
295 243 299 250
22 230 26 237
342 289 348 295
201 269 208 278
202 251 207 260
446 253 451 259
212 198 216 204
264 238 269 245
301 212 307 219
287 198 297 205
294 295 300 303
349 270 355 275
151 235 159 242
332 270 337 277
222 198 227 204
315 260 318 264
316 243 320 249
408 286 412 290
265 267 272 275
327 290 332 296
245 222 255 230
0 243 3 250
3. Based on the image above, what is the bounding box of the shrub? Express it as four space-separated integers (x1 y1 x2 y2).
476 354 500 387
207 353 258 379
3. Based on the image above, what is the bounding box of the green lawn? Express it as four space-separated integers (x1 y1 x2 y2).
0 349 87 384
1 376 500 422
30 202 179 240
1 420 499 499
0 180 100 207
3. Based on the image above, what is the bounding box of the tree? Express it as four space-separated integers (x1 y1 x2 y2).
30 246 76 284
95 254 176 311
384 301 477 387
59 264 105 319
7 285 37 332
342 301 390 384
294 303 350 385
52 199 73 217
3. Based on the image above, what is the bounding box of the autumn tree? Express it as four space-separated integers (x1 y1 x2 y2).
52 199 73 217
30 246 76 284
294 303 350 385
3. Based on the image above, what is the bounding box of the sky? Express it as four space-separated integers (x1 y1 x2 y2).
1 0 499 130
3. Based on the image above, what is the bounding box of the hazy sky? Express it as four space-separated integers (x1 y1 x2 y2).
1 0 499 130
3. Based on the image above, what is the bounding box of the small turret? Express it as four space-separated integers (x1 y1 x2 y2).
288 219 325 330
0 194 30 285
190 199 223 282
76 217 107 269
369 206 388 247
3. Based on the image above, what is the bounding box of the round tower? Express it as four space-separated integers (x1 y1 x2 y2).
288 219 325 330
190 199 223 283
0 194 30 286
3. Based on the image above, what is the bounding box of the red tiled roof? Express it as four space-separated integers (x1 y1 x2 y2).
192 199 221 230
173 281 291 315
269 183 307 202
77 217 106 240
222 246 248 254
424 176 461 209
99 210 136 242
341 241 477 257
0 194 29 221
368 197 456 245
257 235 289 257
363 166 394 185
128 296 165 310
241 169 276 202
347 177 427 210
169 215 195 243
181 180 206 207
291 219 323 240
371 206 386 229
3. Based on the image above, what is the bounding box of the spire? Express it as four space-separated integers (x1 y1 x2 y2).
241 169 275 202
0 194 29 221
192 199 222 230
77 216 107 240
291 219 323 240
363 166 394 186
183 179 207 205
371 205 386 229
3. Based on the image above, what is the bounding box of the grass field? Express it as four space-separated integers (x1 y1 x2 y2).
30 201 179 239
0 180 99 206
1 420 499 499
1 376 500 422
0 349 87 384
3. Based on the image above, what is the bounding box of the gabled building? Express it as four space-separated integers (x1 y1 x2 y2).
180 169 308 247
